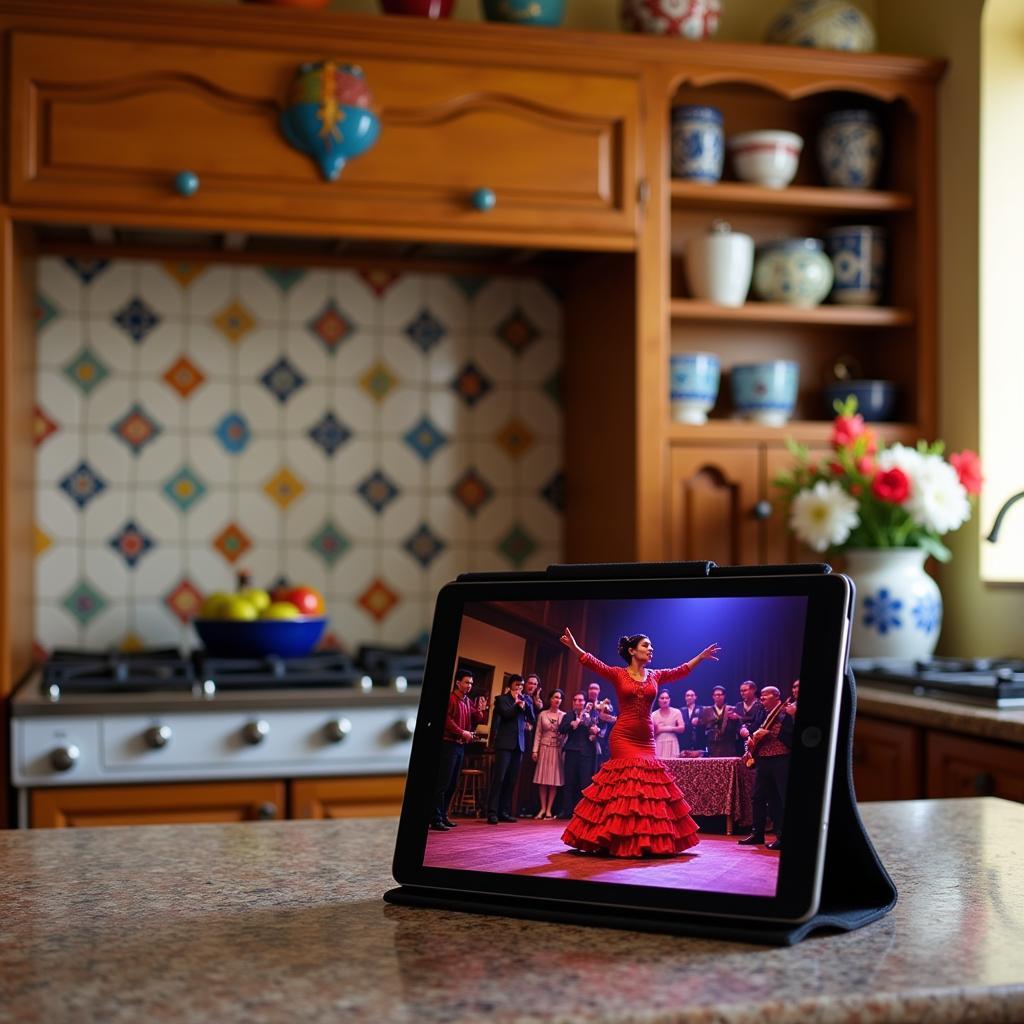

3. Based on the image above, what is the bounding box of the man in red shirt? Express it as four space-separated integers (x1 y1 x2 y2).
432 670 487 831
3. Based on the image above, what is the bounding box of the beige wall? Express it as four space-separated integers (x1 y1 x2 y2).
456 616 526 732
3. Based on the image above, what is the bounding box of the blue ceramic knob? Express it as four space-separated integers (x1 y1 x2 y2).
174 171 200 197
471 188 496 212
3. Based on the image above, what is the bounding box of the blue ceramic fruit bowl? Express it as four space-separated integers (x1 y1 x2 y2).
823 380 897 421
193 617 328 658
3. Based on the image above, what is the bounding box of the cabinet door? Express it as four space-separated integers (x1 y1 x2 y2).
291 775 406 819
852 717 923 801
667 446 760 564
926 733 1024 802
762 446 833 564
30 782 285 828
9 32 638 243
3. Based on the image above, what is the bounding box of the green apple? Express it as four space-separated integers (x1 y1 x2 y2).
237 587 271 613
222 596 259 621
261 601 301 620
199 592 232 619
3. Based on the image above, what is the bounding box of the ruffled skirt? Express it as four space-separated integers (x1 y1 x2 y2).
560 756 700 858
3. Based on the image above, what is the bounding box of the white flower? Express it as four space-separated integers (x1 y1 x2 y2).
875 442 925 479
904 453 970 535
789 480 860 552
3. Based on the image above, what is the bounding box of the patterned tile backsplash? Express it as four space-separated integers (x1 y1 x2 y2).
34 257 564 654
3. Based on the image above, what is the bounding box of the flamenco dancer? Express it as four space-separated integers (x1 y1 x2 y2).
558 627 721 857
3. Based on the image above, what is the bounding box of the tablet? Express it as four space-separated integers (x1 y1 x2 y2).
392 570 852 925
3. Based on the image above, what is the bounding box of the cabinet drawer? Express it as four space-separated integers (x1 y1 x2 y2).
926 732 1024 802
291 775 406 819
852 716 923 801
9 32 639 243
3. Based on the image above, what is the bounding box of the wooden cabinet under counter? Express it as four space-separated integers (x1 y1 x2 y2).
291 775 406 819
926 733 1024 801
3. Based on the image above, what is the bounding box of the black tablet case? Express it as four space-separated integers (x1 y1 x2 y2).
384 561 897 946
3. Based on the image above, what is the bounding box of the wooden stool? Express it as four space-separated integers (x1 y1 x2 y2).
452 768 486 818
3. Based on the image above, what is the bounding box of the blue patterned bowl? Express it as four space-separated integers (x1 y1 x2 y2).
731 361 799 426
670 352 720 424
671 105 724 182
823 380 897 421
194 617 328 658
765 0 876 52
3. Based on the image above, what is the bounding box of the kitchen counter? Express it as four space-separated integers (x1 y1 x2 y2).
2 800 1023 1023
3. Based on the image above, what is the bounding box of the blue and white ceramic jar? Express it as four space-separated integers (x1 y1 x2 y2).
753 238 833 307
818 109 883 188
671 105 724 183
765 0 876 52
845 548 941 659
670 351 720 424
825 224 887 305
730 360 799 426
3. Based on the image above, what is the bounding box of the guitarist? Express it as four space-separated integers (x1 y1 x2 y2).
737 686 794 851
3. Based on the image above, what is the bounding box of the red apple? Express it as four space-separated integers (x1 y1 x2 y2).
272 584 325 616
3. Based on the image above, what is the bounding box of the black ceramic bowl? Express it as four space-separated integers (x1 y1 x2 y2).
824 380 897 422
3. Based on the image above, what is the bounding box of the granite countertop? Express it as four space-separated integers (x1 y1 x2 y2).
2 799 1023 1024
857 684 1024 745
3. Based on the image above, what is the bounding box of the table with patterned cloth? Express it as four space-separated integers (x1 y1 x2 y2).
660 756 754 834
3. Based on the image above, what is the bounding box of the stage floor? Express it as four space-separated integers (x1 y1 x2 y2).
424 817 780 897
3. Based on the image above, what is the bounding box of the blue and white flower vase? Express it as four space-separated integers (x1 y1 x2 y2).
671 105 725 183
765 0 876 52
818 109 883 189
845 548 942 659
825 224 887 305
280 61 380 181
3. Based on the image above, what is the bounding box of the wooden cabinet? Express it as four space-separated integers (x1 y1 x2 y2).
852 716 923 802
8 30 639 246
30 781 285 828
291 775 406 819
926 733 1024 802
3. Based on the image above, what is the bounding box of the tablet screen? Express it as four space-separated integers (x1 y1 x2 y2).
421 593 808 901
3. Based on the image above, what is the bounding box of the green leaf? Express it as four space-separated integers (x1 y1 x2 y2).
916 534 952 563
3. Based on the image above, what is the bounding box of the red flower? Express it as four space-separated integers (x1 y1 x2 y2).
949 450 983 495
850 482 862 497
856 455 875 475
829 461 844 476
832 414 866 449
871 467 911 504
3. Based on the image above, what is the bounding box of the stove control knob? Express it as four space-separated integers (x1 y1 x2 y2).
242 719 270 745
325 718 353 743
144 725 172 749
393 716 417 741
50 744 80 772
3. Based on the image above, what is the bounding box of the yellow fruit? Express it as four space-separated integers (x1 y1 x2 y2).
222 597 259 621
260 601 301 620
237 587 271 612
199 592 232 619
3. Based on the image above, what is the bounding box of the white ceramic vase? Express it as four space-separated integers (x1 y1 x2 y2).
685 222 754 307
844 548 942 660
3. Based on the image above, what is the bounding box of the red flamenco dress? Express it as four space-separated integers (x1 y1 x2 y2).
561 653 700 857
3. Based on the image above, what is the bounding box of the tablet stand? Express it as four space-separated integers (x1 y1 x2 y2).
384 561 897 946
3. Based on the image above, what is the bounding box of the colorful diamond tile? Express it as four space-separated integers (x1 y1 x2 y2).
308 521 350 568
113 297 161 343
108 520 155 568
162 355 206 398
358 267 401 296
263 467 305 509
498 523 538 568
62 580 108 625
162 261 207 288
34 405 59 447
450 275 488 300
36 293 60 331
495 417 535 459
404 308 446 353
451 467 493 517
59 461 107 509
358 578 400 622
34 525 52 556
260 357 306 404
162 466 207 511
451 362 493 408
165 578 203 625
213 522 252 564
307 299 355 353
64 257 110 284
359 361 397 403
543 368 563 406
213 300 256 344
496 307 540 355
307 411 352 457
540 471 565 512
357 469 400 514
63 348 110 395
215 413 251 455
111 403 163 455
263 266 307 292
403 523 446 567
402 416 448 462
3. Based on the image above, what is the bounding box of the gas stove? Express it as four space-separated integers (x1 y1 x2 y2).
851 656 1024 708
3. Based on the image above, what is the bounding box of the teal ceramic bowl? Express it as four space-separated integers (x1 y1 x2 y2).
482 0 565 26
731 361 799 426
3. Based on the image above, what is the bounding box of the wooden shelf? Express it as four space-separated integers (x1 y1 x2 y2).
669 299 913 327
669 180 914 214
666 420 920 444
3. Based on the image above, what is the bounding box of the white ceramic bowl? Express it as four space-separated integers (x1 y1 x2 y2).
728 130 803 189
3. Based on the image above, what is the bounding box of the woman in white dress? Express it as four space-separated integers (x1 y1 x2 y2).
651 689 686 759
531 689 565 818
